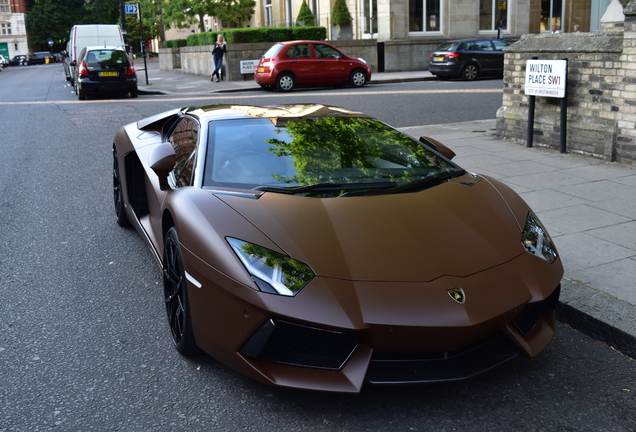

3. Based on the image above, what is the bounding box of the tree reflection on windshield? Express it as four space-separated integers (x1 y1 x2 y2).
266 117 456 187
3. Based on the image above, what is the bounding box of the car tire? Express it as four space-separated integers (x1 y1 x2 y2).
276 73 295 92
130 87 138 98
75 80 86 100
112 146 130 227
462 63 479 81
163 227 201 356
349 69 368 87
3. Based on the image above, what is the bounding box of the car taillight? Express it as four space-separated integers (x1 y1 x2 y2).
446 52 460 58
127 62 135 75
78 61 89 77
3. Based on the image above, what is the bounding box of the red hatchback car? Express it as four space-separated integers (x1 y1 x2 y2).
254 41 372 91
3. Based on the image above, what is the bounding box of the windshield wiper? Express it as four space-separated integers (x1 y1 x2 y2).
253 182 397 195
385 170 466 194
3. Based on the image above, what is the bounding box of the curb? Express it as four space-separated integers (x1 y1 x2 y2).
556 278 636 359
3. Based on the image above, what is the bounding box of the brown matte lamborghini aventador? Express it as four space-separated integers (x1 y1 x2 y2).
112 104 563 393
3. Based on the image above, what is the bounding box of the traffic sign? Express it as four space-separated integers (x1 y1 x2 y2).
125 4 138 14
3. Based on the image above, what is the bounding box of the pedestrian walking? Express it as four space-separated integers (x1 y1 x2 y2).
211 34 227 82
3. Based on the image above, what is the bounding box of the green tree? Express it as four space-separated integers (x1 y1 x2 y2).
27 0 122 49
215 0 256 28
27 0 84 46
296 0 315 26
162 0 217 33
331 0 352 26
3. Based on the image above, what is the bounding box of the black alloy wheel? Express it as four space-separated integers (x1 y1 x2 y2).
113 147 130 227
163 227 200 356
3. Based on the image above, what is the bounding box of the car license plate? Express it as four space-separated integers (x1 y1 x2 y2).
99 71 118 77
257 67 265 73
434 56 445 62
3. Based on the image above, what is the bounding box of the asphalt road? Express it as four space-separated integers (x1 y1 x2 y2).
0 63 634 431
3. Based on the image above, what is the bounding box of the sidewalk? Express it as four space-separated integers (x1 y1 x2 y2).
134 57 437 95
135 58 636 358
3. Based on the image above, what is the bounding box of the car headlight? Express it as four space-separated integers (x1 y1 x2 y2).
227 238 315 296
521 212 558 263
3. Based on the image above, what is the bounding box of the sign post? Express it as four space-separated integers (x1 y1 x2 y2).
125 3 148 85
524 58 568 152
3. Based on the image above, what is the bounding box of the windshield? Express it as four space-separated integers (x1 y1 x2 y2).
203 116 462 196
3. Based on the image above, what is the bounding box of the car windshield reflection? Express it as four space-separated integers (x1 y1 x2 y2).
204 117 462 196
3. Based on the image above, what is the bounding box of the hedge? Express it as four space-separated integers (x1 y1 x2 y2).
163 39 188 48
179 26 327 47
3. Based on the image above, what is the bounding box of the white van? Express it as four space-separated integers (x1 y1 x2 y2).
63 24 125 85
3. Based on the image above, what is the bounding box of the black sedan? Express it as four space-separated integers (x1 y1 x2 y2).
428 39 509 81
72 46 138 100
8 55 27 66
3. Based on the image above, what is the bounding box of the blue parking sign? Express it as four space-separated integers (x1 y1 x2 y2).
125 4 138 14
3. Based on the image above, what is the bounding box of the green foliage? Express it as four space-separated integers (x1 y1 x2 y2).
296 0 315 27
331 0 352 27
133 0 166 45
164 39 188 48
184 27 326 46
265 117 442 187
215 0 256 28
26 0 86 47
292 26 326 40
160 0 255 32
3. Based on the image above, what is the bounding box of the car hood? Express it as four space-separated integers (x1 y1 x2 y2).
215 175 526 282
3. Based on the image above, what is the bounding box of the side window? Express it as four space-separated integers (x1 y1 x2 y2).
476 40 495 51
167 117 199 187
492 40 509 51
313 44 341 59
286 43 311 58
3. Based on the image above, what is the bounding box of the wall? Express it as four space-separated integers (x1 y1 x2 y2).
495 15 636 165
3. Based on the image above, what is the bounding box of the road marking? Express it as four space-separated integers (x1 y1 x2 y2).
0 88 503 105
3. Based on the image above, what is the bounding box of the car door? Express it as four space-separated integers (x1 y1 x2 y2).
311 43 349 84
148 115 200 249
471 40 498 73
491 39 509 73
281 43 316 85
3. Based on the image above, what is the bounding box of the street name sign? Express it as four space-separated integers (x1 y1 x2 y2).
524 59 567 98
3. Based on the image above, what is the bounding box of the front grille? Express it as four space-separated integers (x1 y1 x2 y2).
240 319 358 370
512 284 561 335
366 334 518 384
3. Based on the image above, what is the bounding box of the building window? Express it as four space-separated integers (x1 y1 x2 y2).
409 0 441 32
0 0 9 13
480 0 507 31
362 0 377 36
1 23 11 35
541 0 563 32
264 0 273 26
